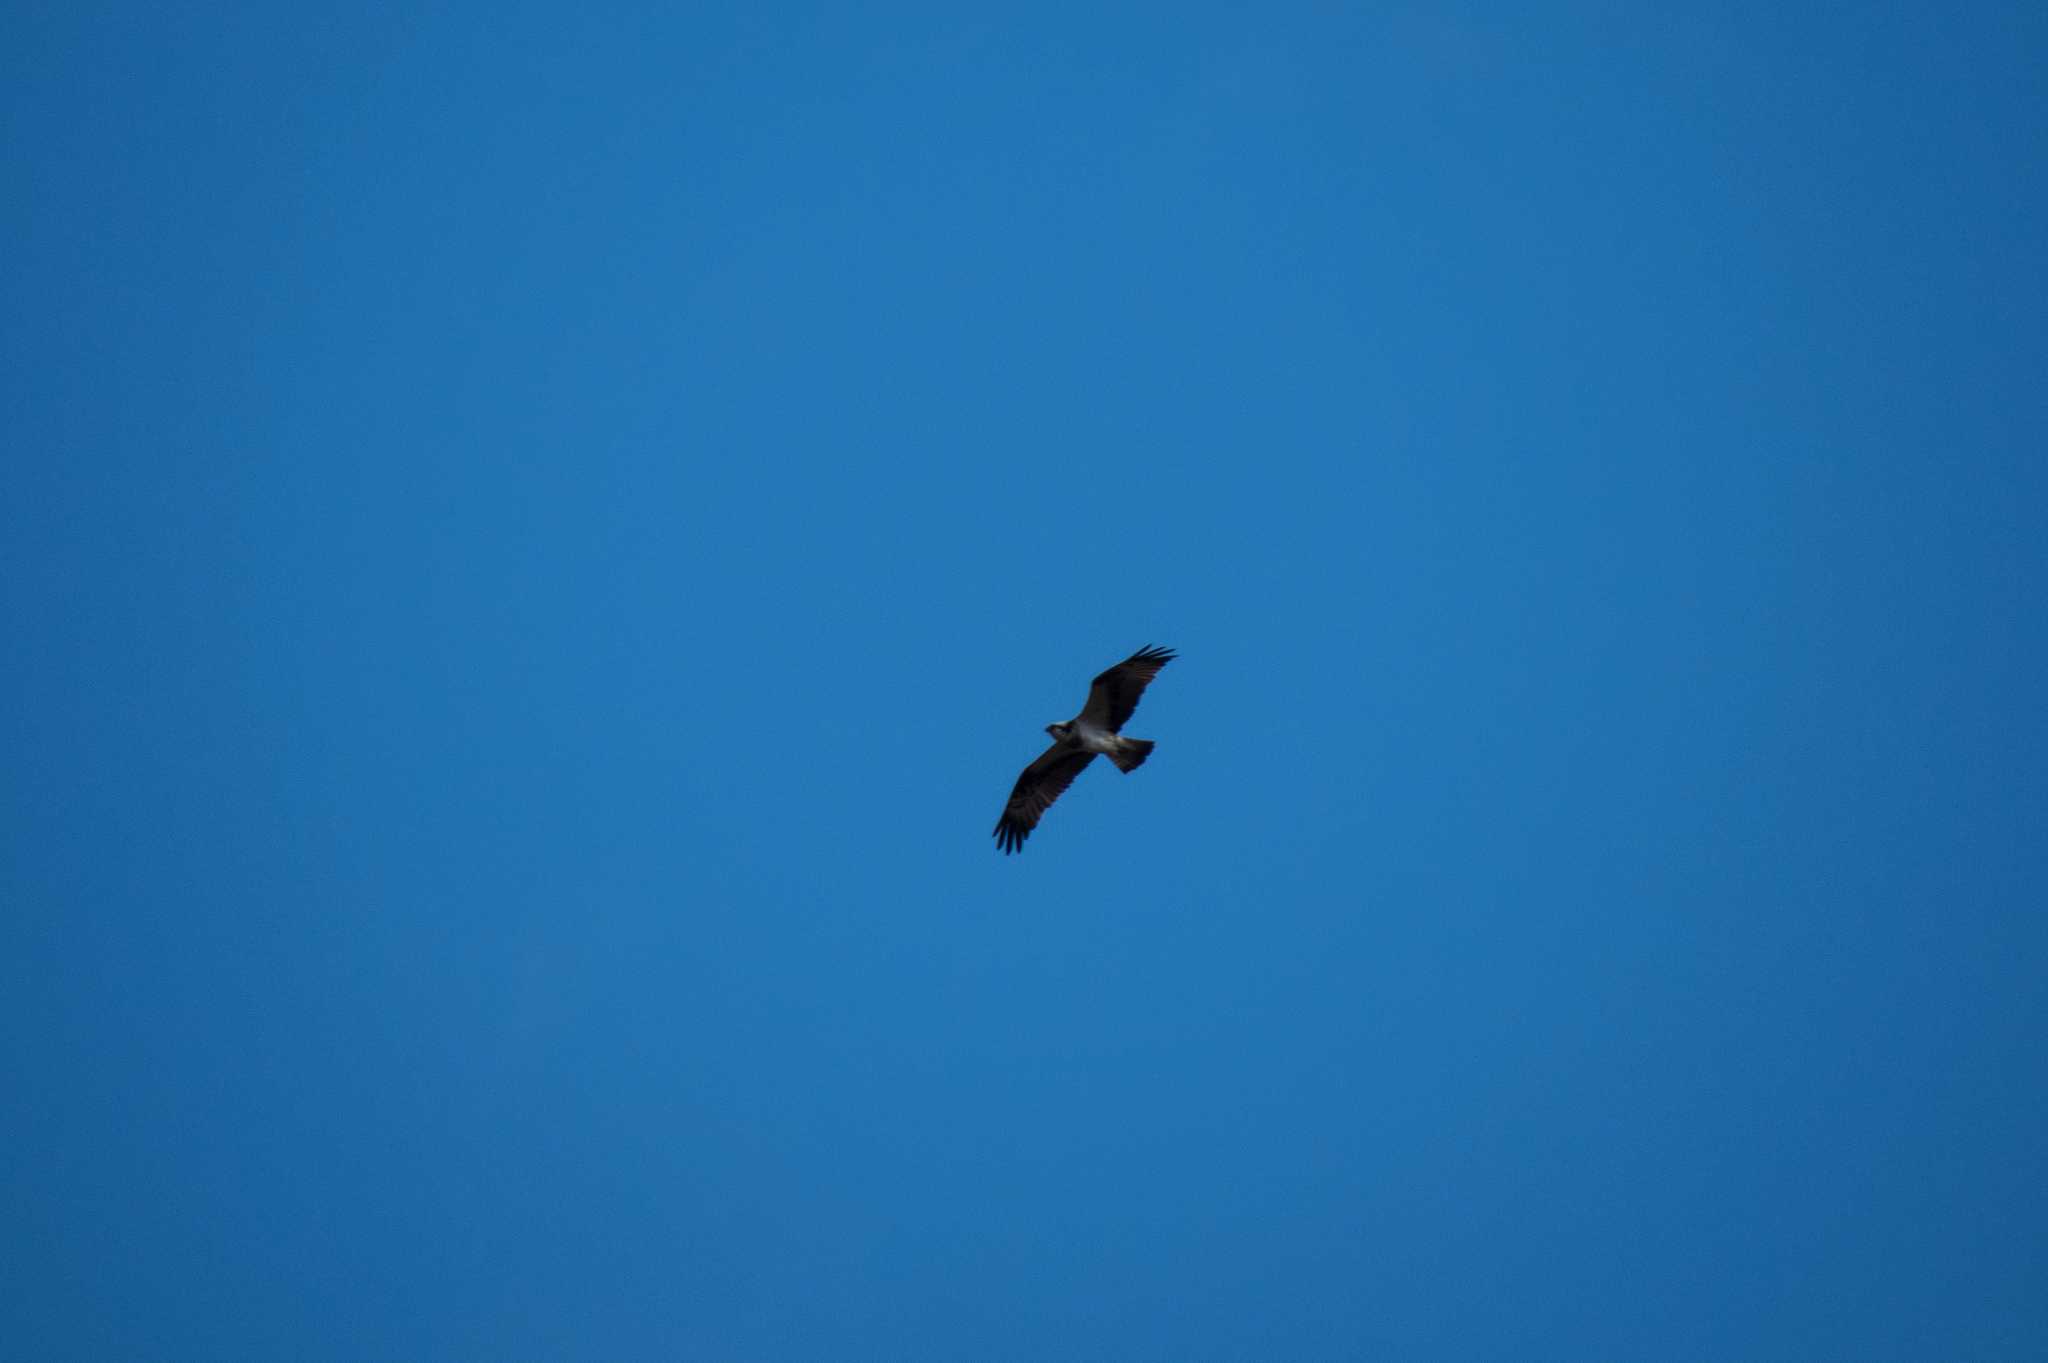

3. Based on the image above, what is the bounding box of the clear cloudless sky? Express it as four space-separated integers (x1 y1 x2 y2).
4 3 2044 1359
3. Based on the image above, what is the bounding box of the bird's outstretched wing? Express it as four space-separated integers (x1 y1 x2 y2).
1078 645 1177 732
994 745 1098 854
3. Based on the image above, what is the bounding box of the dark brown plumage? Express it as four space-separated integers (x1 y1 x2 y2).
994 645 1176 854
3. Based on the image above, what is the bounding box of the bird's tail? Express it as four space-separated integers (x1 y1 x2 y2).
1107 738 1155 773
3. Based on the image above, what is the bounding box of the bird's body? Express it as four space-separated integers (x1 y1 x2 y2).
1052 718 1128 755
994 645 1176 854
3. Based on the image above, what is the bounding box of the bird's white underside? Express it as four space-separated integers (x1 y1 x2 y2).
1071 722 1125 753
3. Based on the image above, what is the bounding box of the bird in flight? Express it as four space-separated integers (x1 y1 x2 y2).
994 645 1177 854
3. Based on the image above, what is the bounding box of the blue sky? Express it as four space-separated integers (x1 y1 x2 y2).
4 3 2044 1359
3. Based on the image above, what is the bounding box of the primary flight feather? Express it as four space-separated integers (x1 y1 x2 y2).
993 645 1176 855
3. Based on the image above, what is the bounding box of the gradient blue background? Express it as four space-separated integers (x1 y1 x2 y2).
5 4 2044 1359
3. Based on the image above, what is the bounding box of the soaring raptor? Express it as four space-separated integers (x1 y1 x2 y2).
993 645 1177 855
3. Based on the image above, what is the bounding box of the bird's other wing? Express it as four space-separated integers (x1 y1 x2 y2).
1078 644 1177 731
994 745 1098 854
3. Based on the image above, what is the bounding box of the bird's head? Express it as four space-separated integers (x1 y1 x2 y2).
1046 722 1072 740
